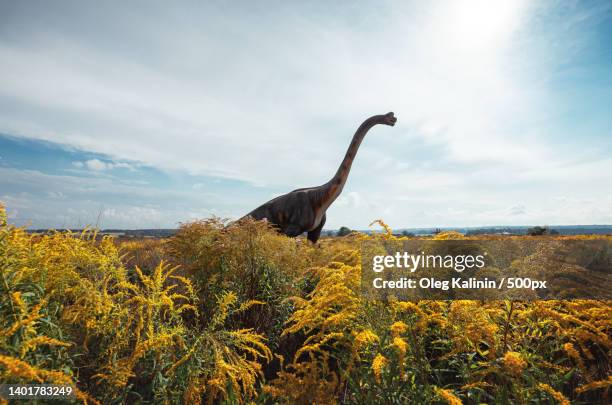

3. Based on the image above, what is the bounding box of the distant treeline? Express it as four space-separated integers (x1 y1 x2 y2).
27 228 178 238
27 224 612 238
329 225 612 237
463 225 612 236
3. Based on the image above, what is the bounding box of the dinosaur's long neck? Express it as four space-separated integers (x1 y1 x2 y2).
320 115 383 208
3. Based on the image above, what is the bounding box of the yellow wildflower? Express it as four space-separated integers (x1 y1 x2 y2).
19 336 72 358
369 219 393 237
392 336 408 380
11 291 26 313
563 342 584 369
394 301 424 316
538 383 570 405
433 231 464 240
354 329 379 350
435 387 463 405
390 321 408 337
0 301 46 338
372 354 387 383
575 376 612 394
393 337 407 356
502 351 527 377
0 355 43 382
461 381 491 390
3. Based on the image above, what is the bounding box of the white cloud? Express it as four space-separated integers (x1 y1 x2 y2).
84 159 107 171
508 204 527 216
47 191 66 199
71 158 135 171
101 206 164 227
335 192 362 209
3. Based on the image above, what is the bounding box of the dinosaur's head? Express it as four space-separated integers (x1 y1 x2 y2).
382 112 397 126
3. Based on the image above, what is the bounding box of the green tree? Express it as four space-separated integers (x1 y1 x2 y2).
336 226 352 237
527 226 548 236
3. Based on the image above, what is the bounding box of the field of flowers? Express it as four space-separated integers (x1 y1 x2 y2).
0 204 610 404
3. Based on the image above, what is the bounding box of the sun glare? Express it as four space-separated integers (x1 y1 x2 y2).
435 0 527 54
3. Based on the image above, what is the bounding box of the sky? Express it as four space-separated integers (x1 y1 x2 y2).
1 0 611 229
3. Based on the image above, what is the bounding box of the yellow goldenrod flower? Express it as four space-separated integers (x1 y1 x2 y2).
372 353 387 383
575 376 612 394
393 336 407 356
502 351 527 377
354 329 379 350
390 321 408 337
435 387 463 405
0 355 43 382
538 383 570 405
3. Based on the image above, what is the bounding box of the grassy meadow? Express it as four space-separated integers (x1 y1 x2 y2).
0 205 610 404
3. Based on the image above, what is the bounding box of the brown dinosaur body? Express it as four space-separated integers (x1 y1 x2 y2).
242 112 397 242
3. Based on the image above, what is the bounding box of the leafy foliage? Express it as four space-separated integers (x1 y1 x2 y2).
1 204 610 404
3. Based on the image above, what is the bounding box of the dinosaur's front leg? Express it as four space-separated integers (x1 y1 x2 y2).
283 224 303 237
307 213 326 243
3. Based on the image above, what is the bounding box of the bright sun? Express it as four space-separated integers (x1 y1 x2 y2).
434 0 527 54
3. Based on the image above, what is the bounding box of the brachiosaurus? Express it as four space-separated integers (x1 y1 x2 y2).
242 112 397 243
